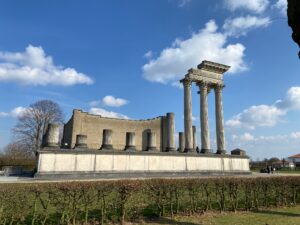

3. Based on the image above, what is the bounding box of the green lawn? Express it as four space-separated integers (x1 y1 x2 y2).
133 206 300 225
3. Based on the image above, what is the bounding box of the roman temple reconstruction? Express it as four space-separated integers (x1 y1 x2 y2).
36 60 250 179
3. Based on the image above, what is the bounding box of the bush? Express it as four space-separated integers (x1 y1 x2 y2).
0 177 299 224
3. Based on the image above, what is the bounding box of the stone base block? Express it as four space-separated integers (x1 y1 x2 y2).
37 149 250 179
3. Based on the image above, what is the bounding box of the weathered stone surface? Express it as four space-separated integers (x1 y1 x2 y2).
63 110 165 151
100 129 113 150
166 112 176 151
44 124 60 147
124 132 136 151
37 150 250 177
146 132 157 151
75 134 88 148
182 79 193 152
179 132 185 152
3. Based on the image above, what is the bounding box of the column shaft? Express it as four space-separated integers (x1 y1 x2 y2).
166 113 176 151
100 129 113 150
183 79 193 152
43 124 60 148
215 84 226 154
192 126 197 150
199 83 211 153
179 132 185 152
125 132 136 151
147 132 157 151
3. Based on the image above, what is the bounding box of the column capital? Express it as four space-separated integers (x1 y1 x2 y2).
181 78 192 87
214 83 225 92
197 81 212 94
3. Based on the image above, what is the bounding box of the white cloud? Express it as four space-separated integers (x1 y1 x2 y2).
226 87 300 130
276 87 300 110
142 20 247 84
0 45 93 86
223 16 271 37
144 51 153 59
232 132 255 141
0 106 28 118
226 105 286 129
290 132 300 139
176 0 191 7
273 0 287 16
90 95 129 108
89 107 128 119
102 95 128 107
224 0 269 14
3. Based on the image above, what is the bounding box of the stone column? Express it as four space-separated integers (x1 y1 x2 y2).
166 112 176 151
100 129 113 150
215 84 226 154
124 132 136 151
44 124 60 147
75 134 88 148
199 82 211 154
178 132 185 152
146 132 157 151
192 126 197 150
183 79 193 152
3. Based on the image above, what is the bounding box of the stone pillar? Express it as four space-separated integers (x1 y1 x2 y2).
75 134 88 148
146 132 156 151
178 132 185 152
166 112 176 151
192 126 197 150
183 79 193 152
215 84 226 154
199 82 211 154
100 129 113 150
124 132 136 151
44 124 60 147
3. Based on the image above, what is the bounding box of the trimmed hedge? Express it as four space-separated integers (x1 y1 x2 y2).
0 177 299 224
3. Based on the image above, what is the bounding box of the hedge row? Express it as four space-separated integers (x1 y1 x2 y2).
0 177 299 225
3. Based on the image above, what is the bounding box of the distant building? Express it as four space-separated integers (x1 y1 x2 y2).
288 154 300 167
271 160 295 169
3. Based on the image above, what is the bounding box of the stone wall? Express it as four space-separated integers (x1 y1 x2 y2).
36 150 250 178
62 109 168 151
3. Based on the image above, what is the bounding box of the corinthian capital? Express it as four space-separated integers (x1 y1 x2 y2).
214 83 225 92
181 78 192 87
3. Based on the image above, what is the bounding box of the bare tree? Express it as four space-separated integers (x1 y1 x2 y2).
13 100 64 157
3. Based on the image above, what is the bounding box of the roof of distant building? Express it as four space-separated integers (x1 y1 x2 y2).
288 153 300 158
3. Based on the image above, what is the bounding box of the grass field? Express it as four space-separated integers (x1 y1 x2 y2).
133 206 300 225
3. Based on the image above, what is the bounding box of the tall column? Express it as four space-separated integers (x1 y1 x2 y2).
215 84 226 154
124 132 136 151
100 129 113 150
166 112 176 151
199 82 211 153
43 124 60 148
192 126 197 150
178 132 185 152
183 79 193 152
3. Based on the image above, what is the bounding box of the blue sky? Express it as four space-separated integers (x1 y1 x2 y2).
0 0 299 159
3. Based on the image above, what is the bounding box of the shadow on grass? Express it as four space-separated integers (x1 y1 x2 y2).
254 209 300 218
139 217 201 225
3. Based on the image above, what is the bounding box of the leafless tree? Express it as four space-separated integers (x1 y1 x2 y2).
13 100 64 157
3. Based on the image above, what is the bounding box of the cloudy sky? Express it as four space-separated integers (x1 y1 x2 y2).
0 0 298 159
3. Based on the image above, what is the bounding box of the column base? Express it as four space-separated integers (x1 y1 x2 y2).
146 147 157 151
166 147 176 152
200 149 211 154
184 148 194 153
100 144 113 150
74 143 88 149
44 143 59 148
216 150 226 155
124 146 136 151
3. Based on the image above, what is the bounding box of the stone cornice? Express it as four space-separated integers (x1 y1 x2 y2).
197 60 230 74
